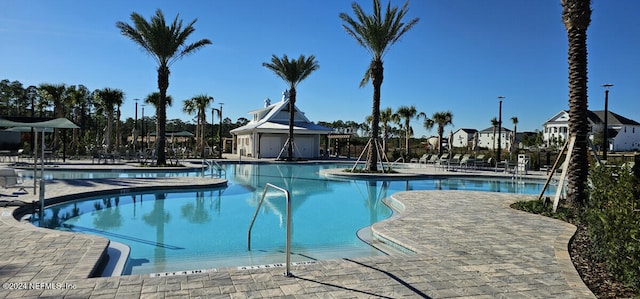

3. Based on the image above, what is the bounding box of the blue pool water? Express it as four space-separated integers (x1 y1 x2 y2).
33 163 556 275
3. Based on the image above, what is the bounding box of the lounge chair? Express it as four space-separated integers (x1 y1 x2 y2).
426 154 439 165
495 159 510 172
0 168 27 194
460 154 475 169
449 154 462 167
416 154 429 164
437 154 450 170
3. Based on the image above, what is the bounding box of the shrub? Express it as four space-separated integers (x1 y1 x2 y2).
584 164 640 289
511 199 576 222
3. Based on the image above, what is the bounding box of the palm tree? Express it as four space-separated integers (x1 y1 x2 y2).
117 9 211 165
262 54 320 161
396 105 418 155
144 92 173 151
340 0 419 171
511 116 518 152
424 111 453 156
67 85 91 154
94 88 124 153
182 94 213 157
380 107 396 155
562 0 591 208
490 117 499 153
39 83 66 149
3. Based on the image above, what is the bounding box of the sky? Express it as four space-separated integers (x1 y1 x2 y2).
1 0 639 138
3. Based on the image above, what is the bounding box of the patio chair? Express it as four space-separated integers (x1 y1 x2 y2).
460 154 475 169
495 159 510 172
426 154 439 165
0 168 27 194
449 154 462 167
437 154 450 170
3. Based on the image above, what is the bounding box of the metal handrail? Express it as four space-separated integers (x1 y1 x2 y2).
210 159 226 178
247 183 293 277
202 159 226 178
390 157 404 168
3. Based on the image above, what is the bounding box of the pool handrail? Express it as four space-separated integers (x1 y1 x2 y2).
247 183 293 277
390 157 404 169
202 159 226 178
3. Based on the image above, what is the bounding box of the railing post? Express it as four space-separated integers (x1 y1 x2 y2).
247 183 292 277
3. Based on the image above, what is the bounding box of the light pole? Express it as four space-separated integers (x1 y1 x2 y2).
134 99 139 154
211 108 218 157
141 104 145 152
601 84 613 160
497 96 505 161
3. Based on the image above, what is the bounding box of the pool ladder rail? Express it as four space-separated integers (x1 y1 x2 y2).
247 183 293 277
203 159 226 178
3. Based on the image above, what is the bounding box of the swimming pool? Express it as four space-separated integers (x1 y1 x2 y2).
33 163 556 275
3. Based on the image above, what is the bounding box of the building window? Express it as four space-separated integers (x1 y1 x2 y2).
554 127 558 133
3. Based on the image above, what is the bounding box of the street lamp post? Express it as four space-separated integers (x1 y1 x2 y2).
218 103 223 158
601 84 613 160
141 104 145 152
497 96 505 162
211 108 218 157
134 99 139 154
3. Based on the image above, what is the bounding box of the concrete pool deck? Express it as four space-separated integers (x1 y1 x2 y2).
0 158 594 298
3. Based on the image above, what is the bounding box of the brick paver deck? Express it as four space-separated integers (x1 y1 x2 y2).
0 160 594 298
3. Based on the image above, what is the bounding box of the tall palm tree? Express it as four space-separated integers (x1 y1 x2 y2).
490 117 499 153
511 116 518 152
117 9 211 165
396 105 418 155
562 0 591 208
94 88 124 153
340 0 419 171
424 111 453 156
182 94 213 157
263 54 320 161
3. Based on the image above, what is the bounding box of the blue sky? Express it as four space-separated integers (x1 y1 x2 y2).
1 1 638 138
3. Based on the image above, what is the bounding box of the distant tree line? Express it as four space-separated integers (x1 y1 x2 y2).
0 78 249 157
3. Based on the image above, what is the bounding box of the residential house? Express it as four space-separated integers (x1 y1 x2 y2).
542 110 640 151
451 128 478 149
477 126 512 151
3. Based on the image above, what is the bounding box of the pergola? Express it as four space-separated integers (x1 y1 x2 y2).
0 117 79 224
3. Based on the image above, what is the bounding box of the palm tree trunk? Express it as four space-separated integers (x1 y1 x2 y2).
156 65 169 165
106 111 113 152
367 60 383 171
405 120 410 156
565 18 590 207
437 126 444 156
288 87 297 161
492 126 497 152
195 111 200 155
